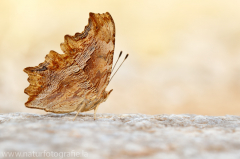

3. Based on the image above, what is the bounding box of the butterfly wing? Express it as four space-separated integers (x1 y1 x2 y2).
24 12 115 113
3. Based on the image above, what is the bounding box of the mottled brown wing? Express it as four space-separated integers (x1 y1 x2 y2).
24 12 115 113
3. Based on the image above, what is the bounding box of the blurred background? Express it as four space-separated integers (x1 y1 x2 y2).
0 0 240 115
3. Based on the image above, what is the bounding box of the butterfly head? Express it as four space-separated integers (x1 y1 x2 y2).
102 89 113 102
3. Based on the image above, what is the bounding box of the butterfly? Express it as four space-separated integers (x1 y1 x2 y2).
24 12 128 120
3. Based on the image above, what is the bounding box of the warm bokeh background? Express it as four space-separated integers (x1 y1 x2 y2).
0 0 240 115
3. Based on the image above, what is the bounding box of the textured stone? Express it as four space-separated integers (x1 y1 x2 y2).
0 113 240 159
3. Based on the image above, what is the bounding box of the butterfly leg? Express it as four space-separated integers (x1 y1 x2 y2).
94 104 100 120
73 103 85 121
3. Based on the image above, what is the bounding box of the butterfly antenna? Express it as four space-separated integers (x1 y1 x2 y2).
112 51 122 72
109 54 129 84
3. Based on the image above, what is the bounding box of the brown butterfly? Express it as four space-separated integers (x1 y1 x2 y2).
24 12 128 120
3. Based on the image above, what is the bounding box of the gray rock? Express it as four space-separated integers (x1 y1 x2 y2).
0 113 240 159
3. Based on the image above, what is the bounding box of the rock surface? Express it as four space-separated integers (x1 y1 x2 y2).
0 113 240 159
